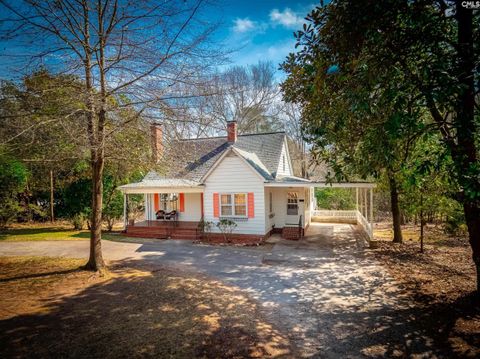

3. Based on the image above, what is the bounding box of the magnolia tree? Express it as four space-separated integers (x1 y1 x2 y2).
281 0 480 291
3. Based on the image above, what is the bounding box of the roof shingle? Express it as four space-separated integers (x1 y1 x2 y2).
160 132 286 182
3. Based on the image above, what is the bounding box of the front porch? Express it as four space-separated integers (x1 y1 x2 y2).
125 220 200 240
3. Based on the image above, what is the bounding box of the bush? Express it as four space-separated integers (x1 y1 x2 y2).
444 210 467 236
216 219 237 243
198 219 213 233
315 188 355 210
71 213 86 230
17 203 48 223
197 219 213 241
103 190 124 231
0 199 22 230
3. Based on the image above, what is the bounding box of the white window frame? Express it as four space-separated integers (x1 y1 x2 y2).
287 191 299 215
220 193 248 218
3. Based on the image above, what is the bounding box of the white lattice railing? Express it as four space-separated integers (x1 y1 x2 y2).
356 210 373 240
312 209 373 240
312 210 358 220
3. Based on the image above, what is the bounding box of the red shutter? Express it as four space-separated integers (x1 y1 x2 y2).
154 193 159 212
248 192 254 218
200 193 204 217
213 193 219 218
179 193 185 212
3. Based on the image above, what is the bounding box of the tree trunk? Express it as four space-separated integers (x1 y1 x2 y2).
389 175 403 243
420 193 424 253
464 203 480 293
84 149 106 271
82 2 105 272
455 3 480 293
49 170 54 222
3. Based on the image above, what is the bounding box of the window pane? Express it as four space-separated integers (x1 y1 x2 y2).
234 194 246 205
221 205 232 216
287 192 298 215
221 194 231 205
287 205 298 215
235 205 246 216
287 192 298 200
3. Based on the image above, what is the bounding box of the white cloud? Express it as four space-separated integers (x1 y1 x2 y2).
269 8 304 28
232 38 297 75
232 18 256 33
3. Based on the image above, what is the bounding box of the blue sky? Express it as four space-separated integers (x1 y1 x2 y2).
0 1 319 80
211 1 317 74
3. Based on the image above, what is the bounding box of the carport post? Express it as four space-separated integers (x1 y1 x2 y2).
364 188 368 220
355 187 359 212
369 188 373 226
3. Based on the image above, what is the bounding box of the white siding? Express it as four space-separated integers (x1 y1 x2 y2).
204 153 266 235
269 187 309 229
276 141 293 176
178 193 202 221
144 192 202 221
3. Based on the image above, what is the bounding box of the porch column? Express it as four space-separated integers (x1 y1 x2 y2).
123 193 127 230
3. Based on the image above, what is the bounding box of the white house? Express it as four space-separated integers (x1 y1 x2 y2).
118 121 375 243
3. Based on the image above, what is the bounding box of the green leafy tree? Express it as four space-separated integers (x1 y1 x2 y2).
282 0 480 291
0 152 28 229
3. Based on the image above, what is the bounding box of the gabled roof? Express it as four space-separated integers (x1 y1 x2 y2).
161 131 287 182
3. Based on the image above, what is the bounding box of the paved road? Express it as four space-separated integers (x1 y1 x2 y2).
0 224 417 358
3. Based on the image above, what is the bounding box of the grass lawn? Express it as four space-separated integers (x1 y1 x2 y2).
0 256 293 358
0 222 126 242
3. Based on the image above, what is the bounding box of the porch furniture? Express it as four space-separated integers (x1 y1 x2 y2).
165 210 177 220
156 210 166 220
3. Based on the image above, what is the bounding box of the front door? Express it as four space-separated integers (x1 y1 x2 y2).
286 191 304 225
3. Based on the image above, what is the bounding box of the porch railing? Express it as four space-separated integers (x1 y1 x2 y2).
356 210 373 240
312 210 357 220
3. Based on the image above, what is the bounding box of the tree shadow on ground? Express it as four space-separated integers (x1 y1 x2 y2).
304 292 480 358
128 223 480 358
0 260 294 359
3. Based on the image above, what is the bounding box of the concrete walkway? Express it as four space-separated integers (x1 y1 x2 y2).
0 223 414 357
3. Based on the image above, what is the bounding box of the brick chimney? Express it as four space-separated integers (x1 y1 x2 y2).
227 120 237 143
150 123 163 163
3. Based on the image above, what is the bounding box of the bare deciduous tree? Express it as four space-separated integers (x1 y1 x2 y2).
0 0 222 271
181 61 282 136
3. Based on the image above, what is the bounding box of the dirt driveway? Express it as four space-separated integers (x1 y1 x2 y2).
0 223 448 357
